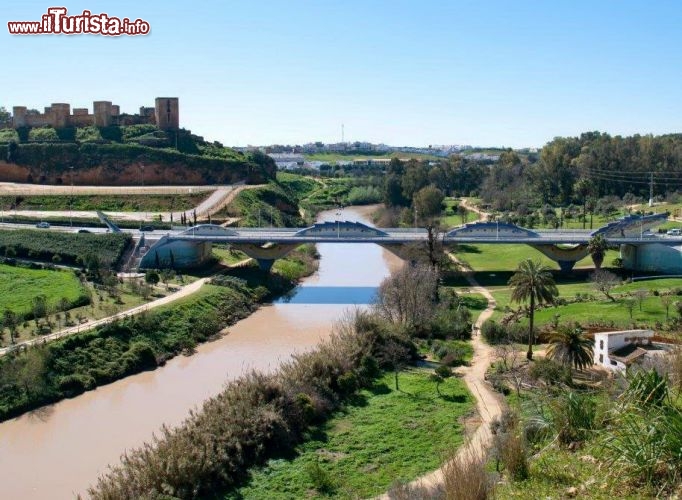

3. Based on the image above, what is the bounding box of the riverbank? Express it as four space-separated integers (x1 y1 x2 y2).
0 247 318 422
0 205 398 500
229 367 474 499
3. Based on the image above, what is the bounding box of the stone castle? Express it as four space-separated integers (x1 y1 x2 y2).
10 97 179 130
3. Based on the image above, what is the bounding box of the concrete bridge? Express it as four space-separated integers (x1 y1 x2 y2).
136 213 682 273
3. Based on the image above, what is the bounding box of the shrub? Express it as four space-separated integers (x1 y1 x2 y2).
551 391 596 445
441 448 494 499
305 460 336 494
529 358 571 386
481 321 509 344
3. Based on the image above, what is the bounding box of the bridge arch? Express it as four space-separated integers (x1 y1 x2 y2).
446 222 539 239
294 221 388 238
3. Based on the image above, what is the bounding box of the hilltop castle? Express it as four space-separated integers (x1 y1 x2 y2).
10 97 179 130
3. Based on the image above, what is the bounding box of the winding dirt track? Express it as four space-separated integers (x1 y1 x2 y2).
0 183 264 221
379 199 502 498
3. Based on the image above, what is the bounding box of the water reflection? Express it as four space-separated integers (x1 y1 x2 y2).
276 286 378 304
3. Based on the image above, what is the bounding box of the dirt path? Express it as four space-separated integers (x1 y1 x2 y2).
377 253 503 498
0 258 253 357
0 183 218 196
1 183 264 222
459 197 489 221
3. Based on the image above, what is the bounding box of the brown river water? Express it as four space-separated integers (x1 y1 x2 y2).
0 206 402 499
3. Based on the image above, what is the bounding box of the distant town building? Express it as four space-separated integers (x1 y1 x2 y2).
268 152 305 170
7 97 180 130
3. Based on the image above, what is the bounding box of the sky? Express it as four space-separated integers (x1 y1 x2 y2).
3 0 682 148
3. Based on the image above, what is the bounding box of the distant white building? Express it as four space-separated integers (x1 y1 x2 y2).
268 153 304 170
593 329 662 372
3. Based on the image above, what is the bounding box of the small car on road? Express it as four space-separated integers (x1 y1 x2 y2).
36 222 50 229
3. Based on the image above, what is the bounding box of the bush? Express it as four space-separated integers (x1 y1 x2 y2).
482 321 509 344
529 358 571 386
551 391 597 445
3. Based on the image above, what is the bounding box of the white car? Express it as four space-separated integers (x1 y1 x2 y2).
35 222 50 229
667 228 681 236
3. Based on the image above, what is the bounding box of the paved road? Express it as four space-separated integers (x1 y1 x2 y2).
0 183 218 196
1 184 261 223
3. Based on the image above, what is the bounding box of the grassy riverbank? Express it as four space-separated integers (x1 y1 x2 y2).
0 249 318 422
229 368 473 499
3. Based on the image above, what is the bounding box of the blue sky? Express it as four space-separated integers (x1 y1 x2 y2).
4 0 682 148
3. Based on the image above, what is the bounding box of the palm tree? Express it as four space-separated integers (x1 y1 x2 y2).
509 259 559 360
546 326 594 371
587 234 609 270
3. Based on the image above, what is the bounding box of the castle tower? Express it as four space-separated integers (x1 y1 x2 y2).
12 106 27 128
154 97 179 130
93 101 113 127
51 103 71 128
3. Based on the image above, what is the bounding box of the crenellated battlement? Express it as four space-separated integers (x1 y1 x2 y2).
10 97 179 131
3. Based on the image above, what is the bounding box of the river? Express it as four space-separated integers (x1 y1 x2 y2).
0 205 402 499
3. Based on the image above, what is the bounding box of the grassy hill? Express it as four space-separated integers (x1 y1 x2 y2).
0 125 275 185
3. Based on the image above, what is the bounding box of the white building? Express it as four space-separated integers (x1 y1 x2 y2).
593 329 655 372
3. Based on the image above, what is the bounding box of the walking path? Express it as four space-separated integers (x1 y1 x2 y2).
379 205 503 498
383 256 502 495
459 197 490 221
0 183 263 222
0 258 253 357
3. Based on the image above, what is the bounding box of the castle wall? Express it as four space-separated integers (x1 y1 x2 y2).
93 101 112 127
9 98 178 131
70 114 94 127
12 106 27 128
155 97 179 130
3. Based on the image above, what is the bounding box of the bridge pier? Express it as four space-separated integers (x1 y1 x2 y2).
231 243 300 273
557 260 577 273
530 244 589 274
256 258 275 272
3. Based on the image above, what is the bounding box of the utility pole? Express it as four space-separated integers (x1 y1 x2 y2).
649 172 654 207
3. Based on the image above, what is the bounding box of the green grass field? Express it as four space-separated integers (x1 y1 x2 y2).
452 243 619 275
0 264 86 316
489 276 682 327
228 368 474 499
6 194 207 212
212 246 249 266
303 152 441 163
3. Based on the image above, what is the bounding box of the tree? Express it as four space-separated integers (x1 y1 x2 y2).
546 325 594 371
383 337 410 391
624 298 636 319
32 295 48 323
457 203 468 225
3 309 18 344
574 178 595 229
587 234 609 270
590 269 620 301
431 364 453 396
413 185 445 220
0 107 11 125
508 259 558 360
633 289 648 312
145 270 160 286
374 263 439 332
159 269 176 290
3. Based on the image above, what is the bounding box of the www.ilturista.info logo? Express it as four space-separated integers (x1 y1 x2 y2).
7 7 150 36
